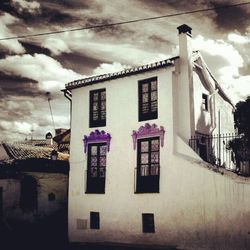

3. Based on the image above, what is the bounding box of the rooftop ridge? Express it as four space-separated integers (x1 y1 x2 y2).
65 56 179 90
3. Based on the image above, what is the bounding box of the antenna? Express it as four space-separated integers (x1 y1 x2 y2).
46 92 56 134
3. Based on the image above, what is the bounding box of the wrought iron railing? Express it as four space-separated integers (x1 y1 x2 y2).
189 133 240 170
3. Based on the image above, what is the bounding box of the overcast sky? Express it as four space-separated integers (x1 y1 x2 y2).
0 0 250 141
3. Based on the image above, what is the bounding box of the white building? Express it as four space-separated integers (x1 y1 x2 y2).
64 25 250 250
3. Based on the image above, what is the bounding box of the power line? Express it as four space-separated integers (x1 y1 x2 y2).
0 1 250 41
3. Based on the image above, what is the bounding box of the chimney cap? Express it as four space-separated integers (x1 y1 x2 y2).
177 24 192 35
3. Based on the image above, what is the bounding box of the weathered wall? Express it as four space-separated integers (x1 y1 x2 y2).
0 172 68 226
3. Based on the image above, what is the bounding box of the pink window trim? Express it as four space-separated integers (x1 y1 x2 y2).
131 123 165 150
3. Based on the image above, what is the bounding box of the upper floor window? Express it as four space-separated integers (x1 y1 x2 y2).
202 93 208 111
89 88 106 127
86 143 107 194
138 77 158 121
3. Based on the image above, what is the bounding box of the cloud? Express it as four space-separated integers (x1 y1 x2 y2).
0 13 25 54
228 33 250 44
10 0 40 14
93 62 131 75
0 53 83 91
41 37 71 55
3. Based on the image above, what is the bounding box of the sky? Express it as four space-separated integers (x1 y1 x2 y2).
0 0 250 141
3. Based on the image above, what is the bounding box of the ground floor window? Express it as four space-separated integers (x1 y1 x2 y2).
90 211 100 229
142 213 155 233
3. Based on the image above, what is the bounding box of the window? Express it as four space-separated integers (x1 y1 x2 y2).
86 143 107 193
138 77 158 121
142 213 155 233
90 212 100 229
89 88 106 127
136 137 160 193
202 93 208 111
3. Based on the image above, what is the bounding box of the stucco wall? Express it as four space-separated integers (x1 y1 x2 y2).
0 172 68 226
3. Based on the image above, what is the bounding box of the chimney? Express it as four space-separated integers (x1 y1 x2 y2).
45 132 53 145
175 24 195 142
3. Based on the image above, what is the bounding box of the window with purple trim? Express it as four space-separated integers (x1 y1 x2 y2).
138 77 158 121
89 88 106 128
86 143 107 193
136 137 160 193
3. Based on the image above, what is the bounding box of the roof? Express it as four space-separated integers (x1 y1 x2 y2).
19 139 58 149
65 56 178 90
2 142 69 161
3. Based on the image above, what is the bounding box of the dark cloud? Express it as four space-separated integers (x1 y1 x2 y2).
0 72 43 97
55 52 108 75
210 1 250 34
20 41 51 56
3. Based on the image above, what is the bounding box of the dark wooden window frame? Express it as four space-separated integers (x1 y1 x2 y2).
142 213 155 233
138 77 158 121
89 88 106 128
90 211 100 229
86 142 106 194
136 137 160 193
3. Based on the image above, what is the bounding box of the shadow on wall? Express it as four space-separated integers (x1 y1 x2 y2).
196 105 211 135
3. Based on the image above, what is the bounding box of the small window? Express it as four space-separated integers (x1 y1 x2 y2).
142 213 155 233
89 89 106 127
202 94 208 111
90 212 100 229
138 77 158 121
48 193 55 201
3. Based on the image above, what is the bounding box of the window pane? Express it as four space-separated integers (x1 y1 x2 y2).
141 141 149 152
90 167 97 177
100 145 107 155
142 104 149 113
151 152 159 163
100 156 106 167
101 101 106 110
91 156 97 166
151 101 157 112
93 102 98 111
93 93 99 101
151 81 157 91
151 164 159 175
101 91 106 100
142 93 149 103
141 153 149 164
91 146 97 155
142 83 149 93
141 165 149 176
151 139 159 151
99 167 105 178
151 91 157 101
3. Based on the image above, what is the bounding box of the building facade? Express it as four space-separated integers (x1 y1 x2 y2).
64 25 250 249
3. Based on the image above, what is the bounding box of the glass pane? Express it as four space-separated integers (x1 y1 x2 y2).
142 104 149 113
141 141 149 152
151 81 157 91
93 93 99 101
91 146 97 155
99 167 105 178
100 156 106 167
141 165 149 176
101 91 106 100
91 156 97 166
151 152 159 163
101 101 106 110
101 110 106 120
90 167 97 177
151 139 159 151
142 93 148 103
93 111 99 120
141 153 149 164
142 83 149 93
100 145 107 156
151 164 159 176
151 91 157 101
151 101 157 112
93 102 98 111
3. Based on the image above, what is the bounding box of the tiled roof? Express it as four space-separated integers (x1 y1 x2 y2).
65 56 178 90
19 139 58 149
2 143 69 161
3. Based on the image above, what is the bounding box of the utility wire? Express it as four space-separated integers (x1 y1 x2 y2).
0 1 250 41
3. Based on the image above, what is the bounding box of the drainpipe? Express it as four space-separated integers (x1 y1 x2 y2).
62 89 72 128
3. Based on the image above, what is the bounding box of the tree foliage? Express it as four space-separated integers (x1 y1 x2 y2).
234 96 250 145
